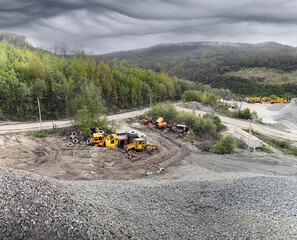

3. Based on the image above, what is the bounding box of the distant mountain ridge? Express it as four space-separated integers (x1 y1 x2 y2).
93 41 297 96
94 41 295 66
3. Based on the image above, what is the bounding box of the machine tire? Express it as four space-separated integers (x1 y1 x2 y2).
86 138 93 145
67 142 74 147
73 139 79 144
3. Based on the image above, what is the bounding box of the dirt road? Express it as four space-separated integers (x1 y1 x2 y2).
1 104 296 142
0 108 151 135
175 105 297 141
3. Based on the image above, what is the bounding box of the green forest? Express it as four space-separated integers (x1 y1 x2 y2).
96 42 297 97
0 41 230 120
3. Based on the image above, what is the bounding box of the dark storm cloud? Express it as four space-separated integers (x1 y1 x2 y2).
1 0 297 53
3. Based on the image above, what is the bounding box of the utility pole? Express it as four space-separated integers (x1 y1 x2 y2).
248 119 251 151
248 119 254 152
37 97 42 130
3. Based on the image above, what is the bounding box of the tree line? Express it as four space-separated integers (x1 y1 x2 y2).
0 41 231 120
95 42 297 98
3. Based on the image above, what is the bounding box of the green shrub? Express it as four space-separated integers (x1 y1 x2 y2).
176 111 217 137
203 113 226 132
177 111 198 128
181 90 202 102
182 90 218 107
259 145 273 154
148 101 178 123
201 92 218 107
74 105 108 135
241 108 252 119
236 139 246 149
210 135 235 154
218 103 231 115
251 110 259 121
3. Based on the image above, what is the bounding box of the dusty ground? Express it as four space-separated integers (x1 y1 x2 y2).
1 102 297 181
0 123 189 180
2 104 297 239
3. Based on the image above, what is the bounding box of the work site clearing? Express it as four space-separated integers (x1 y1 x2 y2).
0 122 189 180
1 101 297 180
2 102 297 239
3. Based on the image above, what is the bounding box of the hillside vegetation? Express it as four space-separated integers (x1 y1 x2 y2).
0 40 230 120
94 42 297 97
224 67 297 85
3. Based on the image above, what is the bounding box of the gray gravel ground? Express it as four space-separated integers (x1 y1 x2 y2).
2 164 297 239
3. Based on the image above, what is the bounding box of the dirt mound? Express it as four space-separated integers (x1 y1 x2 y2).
266 103 287 112
176 101 212 112
274 103 297 124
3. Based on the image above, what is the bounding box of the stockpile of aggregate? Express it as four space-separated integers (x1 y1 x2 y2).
2 166 297 239
273 103 297 124
0 167 132 239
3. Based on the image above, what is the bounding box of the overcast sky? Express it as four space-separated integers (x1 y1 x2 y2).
1 0 297 54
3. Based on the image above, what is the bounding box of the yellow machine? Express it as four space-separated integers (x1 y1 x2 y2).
124 138 160 152
92 133 105 147
276 98 288 103
104 134 119 148
91 133 119 148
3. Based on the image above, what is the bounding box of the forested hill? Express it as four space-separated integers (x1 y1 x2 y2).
1 40 228 120
0 32 32 49
94 42 297 97
95 42 297 71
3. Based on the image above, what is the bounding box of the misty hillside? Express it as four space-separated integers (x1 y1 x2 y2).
94 42 297 96
95 41 297 72
0 32 33 49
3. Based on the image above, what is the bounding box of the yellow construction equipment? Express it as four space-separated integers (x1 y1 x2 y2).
105 134 119 148
124 138 160 152
92 133 105 147
276 98 288 103
91 133 119 148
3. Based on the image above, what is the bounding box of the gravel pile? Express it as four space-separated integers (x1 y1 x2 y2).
2 166 297 239
274 103 297 124
0 167 131 239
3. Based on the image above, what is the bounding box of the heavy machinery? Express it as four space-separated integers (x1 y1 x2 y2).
143 116 152 125
155 117 168 129
230 102 239 109
124 138 160 152
116 130 129 147
90 133 119 148
91 133 105 147
276 98 288 103
104 134 119 148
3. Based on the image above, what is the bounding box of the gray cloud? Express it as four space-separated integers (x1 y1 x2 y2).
0 0 297 53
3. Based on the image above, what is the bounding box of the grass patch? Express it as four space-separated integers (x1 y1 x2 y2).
26 128 61 138
259 144 274 154
224 67 297 85
252 131 297 156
